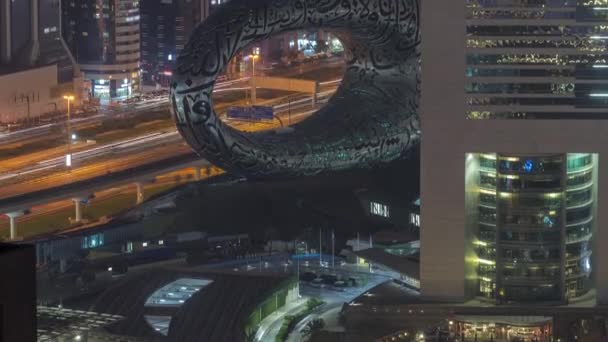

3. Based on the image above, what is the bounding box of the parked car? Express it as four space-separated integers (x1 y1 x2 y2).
320 274 338 285
311 278 325 288
300 271 317 282
332 280 347 291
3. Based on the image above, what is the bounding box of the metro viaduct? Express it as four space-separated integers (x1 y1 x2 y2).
0 153 211 240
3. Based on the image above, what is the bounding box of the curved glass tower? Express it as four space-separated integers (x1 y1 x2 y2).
472 153 594 304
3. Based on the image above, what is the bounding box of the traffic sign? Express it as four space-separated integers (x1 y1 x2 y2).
227 106 273 121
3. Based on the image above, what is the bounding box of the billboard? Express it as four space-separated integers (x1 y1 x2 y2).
227 106 273 121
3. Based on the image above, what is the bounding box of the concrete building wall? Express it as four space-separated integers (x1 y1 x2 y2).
421 0 608 304
0 64 78 123
420 0 468 302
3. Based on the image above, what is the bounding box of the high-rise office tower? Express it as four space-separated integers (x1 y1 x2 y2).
421 0 608 305
140 0 204 86
0 0 79 79
470 153 595 303
0 0 82 123
62 0 141 100
465 1 608 120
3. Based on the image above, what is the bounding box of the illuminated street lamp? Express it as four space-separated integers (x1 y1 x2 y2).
247 53 259 77
63 95 75 168
245 53 260 105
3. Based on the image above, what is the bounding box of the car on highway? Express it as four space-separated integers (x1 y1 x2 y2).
311 278 325 288
6 123 23 132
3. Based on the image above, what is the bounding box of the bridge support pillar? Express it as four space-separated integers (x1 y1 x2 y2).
5 210 28 240
8 215 17 240
72 199 83 223
135 182 144 204
71 195 93 224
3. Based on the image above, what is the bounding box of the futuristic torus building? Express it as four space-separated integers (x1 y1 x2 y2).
170 0 421 178
469 153 596 304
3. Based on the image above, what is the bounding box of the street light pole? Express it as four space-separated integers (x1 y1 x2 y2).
319 227 322 267
63 95 74 169
247 54 259 106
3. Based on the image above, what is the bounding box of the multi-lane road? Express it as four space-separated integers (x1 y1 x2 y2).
0 85 339 199
0 60 344 238
0 77 252 146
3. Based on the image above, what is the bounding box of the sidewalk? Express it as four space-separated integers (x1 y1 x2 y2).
255 297 309 342
286 303 344 342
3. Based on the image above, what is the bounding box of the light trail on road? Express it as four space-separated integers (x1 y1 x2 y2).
0 84 338 201
0 77 252 144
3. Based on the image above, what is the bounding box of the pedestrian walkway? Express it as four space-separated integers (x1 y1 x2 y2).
286 303 344 342
255 297 309 342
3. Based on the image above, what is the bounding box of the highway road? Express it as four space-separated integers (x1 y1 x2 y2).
0 61 344 240
0 86 338 197
0 58 345 145
0 77 251 145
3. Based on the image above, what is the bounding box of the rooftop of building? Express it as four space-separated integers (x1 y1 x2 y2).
372 230 419 246
347 282 608 317
352 247 419 279
90 266 292 341
37 306 125 342
0 62 54 77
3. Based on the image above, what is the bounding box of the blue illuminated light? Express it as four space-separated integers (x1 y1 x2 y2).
543 215 554 228
523 159 534 173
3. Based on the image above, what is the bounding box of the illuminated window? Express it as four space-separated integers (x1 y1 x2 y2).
144 278 213 336
410 213 420 227
82 233 104 249
523 159 534 173
370 202 390 218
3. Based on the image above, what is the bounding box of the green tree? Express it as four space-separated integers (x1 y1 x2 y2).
301 318 325 338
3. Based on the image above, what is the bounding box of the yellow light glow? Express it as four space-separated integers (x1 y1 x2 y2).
549 210 556 215
502 157 520 162
479 188 496 195
63 95 74 100
501 174 519 180
480 154 496 160
477 258 495 265
473 240 488 246
546 193 561 199
499 192 512 198
480 276 492 282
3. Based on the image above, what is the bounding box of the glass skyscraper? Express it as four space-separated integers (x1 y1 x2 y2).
466 0 608 119
63 0 141 100
470 153 595 303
